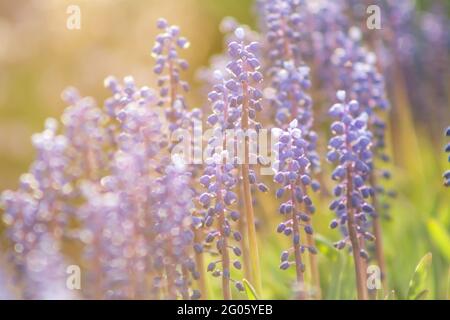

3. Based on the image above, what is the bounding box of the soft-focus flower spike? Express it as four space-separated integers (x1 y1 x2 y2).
153 159 199 300
196 17 260 116
258 0 321 298
200 68 243 300
327 92 374 300
224 26 265 294
62 87 113 182
78 77 164 299
151 19 205 298
276 1 393 290
152 19 190 114
1 120 77 299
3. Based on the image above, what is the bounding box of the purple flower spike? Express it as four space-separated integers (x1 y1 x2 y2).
200 65 242 299
152 18 190 113
272 120 319 297
1 119 77 299
327 91 375 300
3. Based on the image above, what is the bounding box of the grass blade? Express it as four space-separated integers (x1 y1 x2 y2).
407 253 432 300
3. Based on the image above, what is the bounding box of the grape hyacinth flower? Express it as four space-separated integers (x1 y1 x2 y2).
199 69 244 299
291 1 392 288
272 119 319 299
330 29 393 289
152 18 191 127
259 0 321 297
61 87 112 183
1 120 76 299
444 127 450 187
152 158 200 300
199 153 243 299
152 18 202 146
196 17 260 105
223 27 266 294
327 91 376 300
78 76 164 299
152 19 207 298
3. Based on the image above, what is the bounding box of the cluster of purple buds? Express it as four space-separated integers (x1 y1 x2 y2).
78 181 143 299
329 28 395 220
224 28 268 192
267 62 320 170
444 127 450 187
327 91 375 258
1 119 75 299
76 76 164 299
151 19 202 173
197 18 260 119
62 87 113 182
330 29 389 152
259 0 305 65
272 119 320 272
152 18 190 117
199 152 244 293
224 27 264 131
152 158 200 300
199 67 244 295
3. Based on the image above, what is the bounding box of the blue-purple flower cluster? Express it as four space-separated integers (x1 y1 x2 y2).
1 119 75 299
327 91 375 257
272 120 319 273
0 19 205 300
199 72 244 294
152 18 190 110
197 27 268 296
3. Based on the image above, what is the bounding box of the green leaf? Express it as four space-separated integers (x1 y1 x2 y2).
407 253 432 300
427 219 450 261
243 279 259 300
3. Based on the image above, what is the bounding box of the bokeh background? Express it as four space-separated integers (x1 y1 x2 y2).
0 0 449 299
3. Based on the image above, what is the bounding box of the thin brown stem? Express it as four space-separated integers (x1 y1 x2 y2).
346 165 368 300
168 54 177 109
241 81 262 295
238 178 252 282
193 229 208 299
305 233 321 299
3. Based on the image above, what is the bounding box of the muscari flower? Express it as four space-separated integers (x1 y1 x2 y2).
152 158 200 300
1 119 76 299
272 120 319 284
199 68 244 298
77 76 164 299
152 18 190 124
327 91 376 256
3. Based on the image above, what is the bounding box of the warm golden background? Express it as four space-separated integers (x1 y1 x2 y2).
0 0 449 299
0 0 256 190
